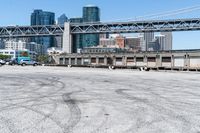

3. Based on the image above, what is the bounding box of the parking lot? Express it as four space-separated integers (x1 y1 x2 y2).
0 66 200 133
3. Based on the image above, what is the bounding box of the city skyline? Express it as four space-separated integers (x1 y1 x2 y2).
0 0 200 49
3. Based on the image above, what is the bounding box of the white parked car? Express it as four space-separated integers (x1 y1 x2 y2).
0 59 5 65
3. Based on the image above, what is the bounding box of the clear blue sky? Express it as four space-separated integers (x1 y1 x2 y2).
1 0 200 49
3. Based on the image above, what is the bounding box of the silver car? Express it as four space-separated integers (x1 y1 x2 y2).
20 59 39 66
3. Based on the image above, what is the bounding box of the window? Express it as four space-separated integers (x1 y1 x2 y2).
162 57 171 62
147 57 156 62
136 57 143 62
20 51 28 57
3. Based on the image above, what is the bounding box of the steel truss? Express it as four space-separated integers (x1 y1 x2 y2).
70 18 200 34
1 18 200 37
0 25 64 38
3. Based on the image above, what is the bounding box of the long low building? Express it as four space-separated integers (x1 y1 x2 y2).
55 49 200 70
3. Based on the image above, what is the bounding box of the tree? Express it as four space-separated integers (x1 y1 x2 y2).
37 55 49 64
0 54 11 60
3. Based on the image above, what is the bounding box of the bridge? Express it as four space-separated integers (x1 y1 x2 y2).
0 18 200 37
1 18 200 53
70 18 200 34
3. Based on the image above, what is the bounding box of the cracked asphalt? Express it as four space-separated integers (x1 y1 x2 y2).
0 66 200 133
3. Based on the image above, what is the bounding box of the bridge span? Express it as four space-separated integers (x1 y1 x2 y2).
0 18 200 37
1 18 200 53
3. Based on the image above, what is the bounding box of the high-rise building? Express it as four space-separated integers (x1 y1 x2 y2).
125 37 141 52
57 14 68 25
148 39 160 51
70 17 83 53
140 32 154 51
31 10 55 26
31 10 55 53
82 5 100 48
70 17 83 23
55 14 68 49
100 33 109 39
161 32 172 50
155 35 166 51
0 39 5 49
99 38 115 47
138 34 145 51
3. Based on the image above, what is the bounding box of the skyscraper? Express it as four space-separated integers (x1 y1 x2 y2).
70 18 83 53
144 32 154 51
155 35 166 51
31 10 55 52
125 37 141 51
148 39 160 51
55 14 68 49
140 32 154 51
57 14 68 25
82 5 100 48
161 32 172 50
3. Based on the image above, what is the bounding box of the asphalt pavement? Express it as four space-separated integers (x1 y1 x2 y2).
0 66 200 133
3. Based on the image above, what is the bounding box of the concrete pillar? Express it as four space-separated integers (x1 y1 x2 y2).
63 57 65 65
144 55 147 66
171 55 174 67
134 56 136 63
96 57 99 64
187 54 190 68
69 58 71 65
156 55 161 67
113 56 116 66
104 56 107 65
89 56 91 65
81 57 84 65
63 22 72 53
185 54 189 68
123 56 127 66
75 57 77 65
144 55 147 63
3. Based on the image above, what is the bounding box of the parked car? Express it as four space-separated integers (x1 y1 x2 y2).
0 59 6 65
5 59 17 65
9 60 18 65
19 59 39 66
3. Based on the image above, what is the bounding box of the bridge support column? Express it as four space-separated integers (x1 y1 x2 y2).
63 22 72 53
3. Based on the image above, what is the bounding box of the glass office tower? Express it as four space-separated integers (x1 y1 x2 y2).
70 18 83 53
58 14 68 25
82 5 100 48
31 10 55 53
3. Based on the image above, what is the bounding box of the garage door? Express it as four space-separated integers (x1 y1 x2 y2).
162 57 172 67
147 57 156 67
190 58 200 68
116 58 123 66
174 58 184 67
126 57 135 66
